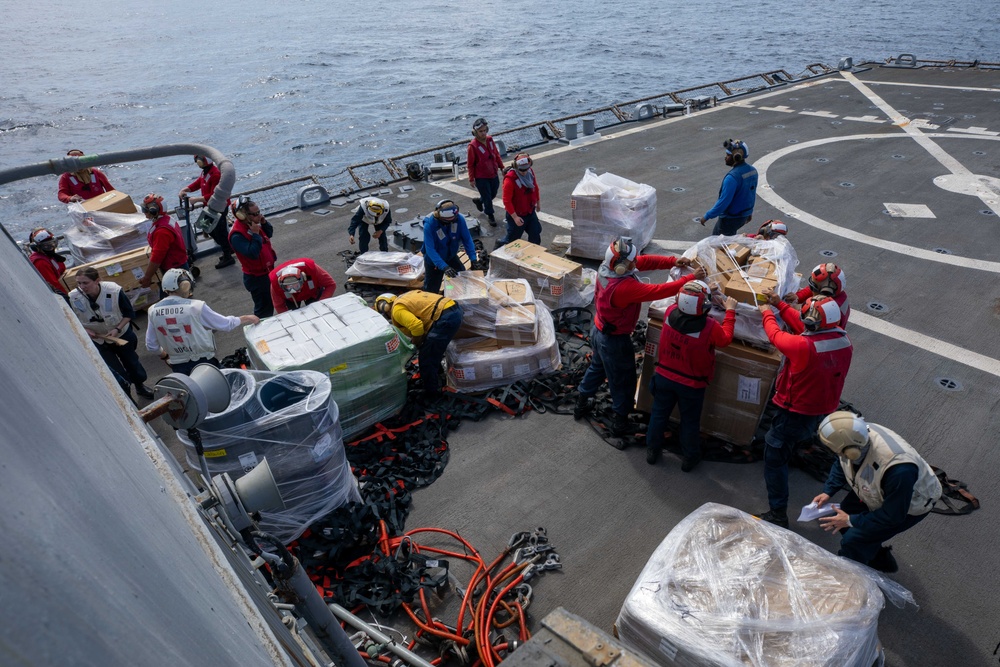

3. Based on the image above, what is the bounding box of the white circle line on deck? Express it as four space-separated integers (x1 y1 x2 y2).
754 132 1000 274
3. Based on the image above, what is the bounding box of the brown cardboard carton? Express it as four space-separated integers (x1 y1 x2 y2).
61 246 153 293
746 257 778 280
637 319 781 445
494 304 537 346
80 190 137 215
488 279 531 305
488 240 582 309
727 243 752 266
443 271 488 307
714 247 741 278
725 272 778 305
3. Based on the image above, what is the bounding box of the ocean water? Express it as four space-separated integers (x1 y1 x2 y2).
2 0 997 239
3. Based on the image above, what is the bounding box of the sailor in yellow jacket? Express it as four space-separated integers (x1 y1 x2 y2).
376 290 464 397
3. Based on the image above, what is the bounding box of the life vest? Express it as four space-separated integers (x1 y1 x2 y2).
29 251 67 292
721 163 758 218
147 296 217 364
358 197 390 226
594 274 641 335
772 328 853 415
391 291 456 337
654 305 717 388
230 218 277 276
146 214 189 271
69 282 125 343
840 424 943 516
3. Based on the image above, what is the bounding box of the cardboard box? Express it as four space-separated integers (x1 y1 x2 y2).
61 246 151 292
724 272 779 305
746 257 778 280
80 190 137 215
487 240 582 309
443 271 489 308
494 304 538 346
727 243 752 266
637 318 781 445
488 279 532 305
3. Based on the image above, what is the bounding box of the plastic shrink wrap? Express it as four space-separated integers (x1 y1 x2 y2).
345 251 425 282
244 293 412 439
668 235 799 348
570 169 657 259
178 369 362 544
487 240 594 309
65 202 152 264
446 302 561 392
444 274 537 343
616 503 913 667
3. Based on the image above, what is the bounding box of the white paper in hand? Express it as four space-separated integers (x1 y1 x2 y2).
798 501 840 522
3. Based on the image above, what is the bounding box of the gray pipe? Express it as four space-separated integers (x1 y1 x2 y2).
285 566 368 667
328 603 436 667
0 143 235 219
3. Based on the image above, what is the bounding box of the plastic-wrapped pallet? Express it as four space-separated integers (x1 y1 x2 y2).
64 202 152 265
178 369 362 544
244 293 412 439
444 273 538 343
345 251 424 282
667 235 799 348
446 302 561 392
616 503 913 667
569 169 657 260
487 240 593 309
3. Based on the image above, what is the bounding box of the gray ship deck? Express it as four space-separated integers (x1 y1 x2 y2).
141 63 1000 665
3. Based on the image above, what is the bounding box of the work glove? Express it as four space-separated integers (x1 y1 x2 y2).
444 267 458 278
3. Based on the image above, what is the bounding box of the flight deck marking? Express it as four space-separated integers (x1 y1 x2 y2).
842 115 886 124
854 80 1000 93
754 133 1000 274
884 203 936 218
842 71 1000 216
758 105 796 113
947 126 999 136
799 111 839 118
850 312 1000 379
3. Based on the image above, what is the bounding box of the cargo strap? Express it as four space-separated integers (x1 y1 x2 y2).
930 466 980 515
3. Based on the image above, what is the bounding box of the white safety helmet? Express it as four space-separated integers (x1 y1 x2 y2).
676 280 712 316
817 411 870 461
364 198 388 221
162 268 195 293
605 237 638 276
276 265 306 295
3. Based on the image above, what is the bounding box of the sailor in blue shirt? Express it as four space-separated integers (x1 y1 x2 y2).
422 199 478 293
696 139 758 236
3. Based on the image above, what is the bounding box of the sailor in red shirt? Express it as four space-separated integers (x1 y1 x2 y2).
756 294 853 528
269 258 337 314
783 262 850 328
575 237 705 437
229 196 277 319
467 117 505 226
496 153 541 248
57 149 115 203
179 155 235 269
27 228 68 296
646 282 738 471
139 194 189 290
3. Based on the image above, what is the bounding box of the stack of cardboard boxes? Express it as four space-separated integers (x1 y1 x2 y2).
60 246 160 310
487 240 584 309
443 272 560 392
707 243 779 306
65 191 149 264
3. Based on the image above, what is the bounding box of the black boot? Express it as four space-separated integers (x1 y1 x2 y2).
134 383 155 399
646 446 660 465
473 197 483 212
215 254 236 269
610 412 630 437
487 214 497 227
573 394 593 420
757 508 789 528
868 545 898 573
